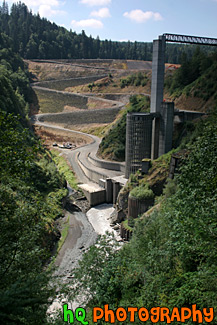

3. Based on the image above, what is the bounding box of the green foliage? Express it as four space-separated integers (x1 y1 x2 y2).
0 44 32 118
191 60 217 101
163 178 177 198
0 48 68 323
129 184 154 200
51 149 79 190
165 47 217 102
99 95 150 161
69 233 120 306
57 216 69 253
122 219 133 232
0 112 60 324
120 72 148 88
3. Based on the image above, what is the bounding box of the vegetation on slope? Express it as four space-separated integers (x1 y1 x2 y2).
51 149 79 191
34 87 88 113
67 72 151 95
120 71 149 88
0 36 68 324
70 107 217 324
98 95 150 161
165 47 217 110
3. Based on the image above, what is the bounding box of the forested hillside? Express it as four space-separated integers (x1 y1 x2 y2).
165 47 217 102
0 34 67 324
99 95 150 161
0 1 214 62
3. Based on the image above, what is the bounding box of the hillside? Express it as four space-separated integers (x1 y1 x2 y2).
98 95 150 161
65 71 152 95
165 48 217 111
0 36 71 324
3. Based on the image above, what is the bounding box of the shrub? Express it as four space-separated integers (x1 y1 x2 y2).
129 184 154 201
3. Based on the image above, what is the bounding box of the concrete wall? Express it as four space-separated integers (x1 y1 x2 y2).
77 152 108 184
174 110 205 123
77 153 124 206
158 102 174 156
79 184 106 207
39 107 121 126
128 196 154 219
88 153 125 173
34 75 107 91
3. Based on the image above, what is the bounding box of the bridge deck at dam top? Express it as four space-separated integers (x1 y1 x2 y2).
162 33 217 46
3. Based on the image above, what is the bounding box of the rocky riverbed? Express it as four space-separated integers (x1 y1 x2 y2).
48 202 121 315
55 202 121 279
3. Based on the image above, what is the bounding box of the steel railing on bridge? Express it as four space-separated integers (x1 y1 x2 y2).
163 33 217 46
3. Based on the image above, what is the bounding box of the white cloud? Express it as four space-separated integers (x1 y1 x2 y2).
39 4 66 17
21 0 60 7
13 0 66 18
71 18 103 29
90 7 111 18
123 9 163 23
80 0 111 7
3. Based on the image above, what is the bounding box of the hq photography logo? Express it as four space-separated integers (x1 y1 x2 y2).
63 303 215 324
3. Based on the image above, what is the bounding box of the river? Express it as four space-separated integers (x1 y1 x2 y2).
48 202 121 314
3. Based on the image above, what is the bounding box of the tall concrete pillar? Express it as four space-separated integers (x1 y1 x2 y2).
158 102 174 156
151 35 166 159
150 35 166 113
105 178 113 203
151 117 160 160
113 181 120 206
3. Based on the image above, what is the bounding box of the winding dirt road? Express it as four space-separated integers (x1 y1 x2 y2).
31 71 126 184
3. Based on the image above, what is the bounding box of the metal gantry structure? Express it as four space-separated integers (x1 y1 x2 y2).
163 33 217 46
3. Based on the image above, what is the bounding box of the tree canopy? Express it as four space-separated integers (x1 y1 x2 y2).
0 34 67 324
0 1 215 62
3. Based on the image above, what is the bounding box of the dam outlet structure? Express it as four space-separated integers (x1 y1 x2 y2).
125 102 174 178
125 33 217 178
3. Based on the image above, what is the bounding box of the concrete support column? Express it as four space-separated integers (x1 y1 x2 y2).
150 35 166 159
150 36 166 113
125 113 131 178
158 102 174 156
151 117 160 160
113 181 120 206
105 178 113 203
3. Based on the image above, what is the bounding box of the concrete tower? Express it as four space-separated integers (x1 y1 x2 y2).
150 35 166 159
125 113 153 178
125 35 175 178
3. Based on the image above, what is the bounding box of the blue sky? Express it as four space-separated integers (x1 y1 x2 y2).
7 0 217 42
